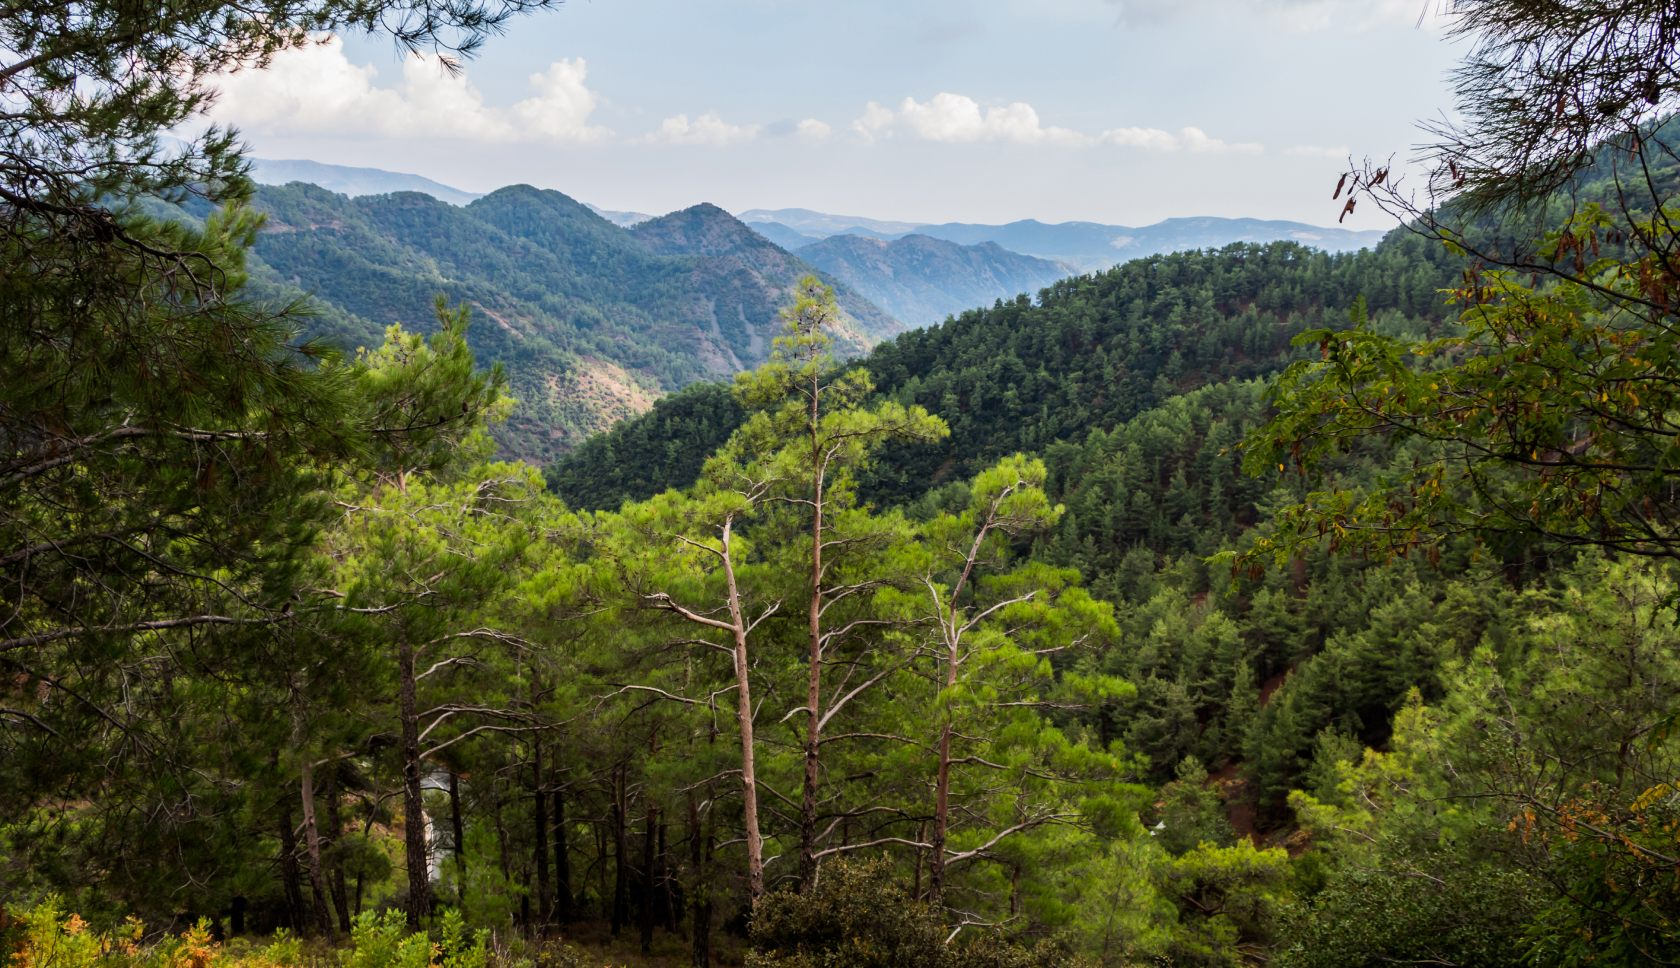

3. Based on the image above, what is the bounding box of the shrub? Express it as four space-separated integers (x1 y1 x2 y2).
747 859 1086 968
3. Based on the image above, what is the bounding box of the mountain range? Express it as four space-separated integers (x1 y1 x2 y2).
740 208 1392 272
230 158 1404 462
167 184 901 464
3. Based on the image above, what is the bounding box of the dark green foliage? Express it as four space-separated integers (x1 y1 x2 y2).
748 859 1085 968
545 381 744 511
1280 860 1539 968
1153 758 1236 857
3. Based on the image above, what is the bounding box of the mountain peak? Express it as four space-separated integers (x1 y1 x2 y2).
632 203 783 258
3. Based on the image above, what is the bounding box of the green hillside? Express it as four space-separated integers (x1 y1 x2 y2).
549 231 1461 511
232 184 903 463
546 228 1479 804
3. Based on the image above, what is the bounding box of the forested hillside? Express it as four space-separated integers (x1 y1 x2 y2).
550 231 1460 511
191 184 903 463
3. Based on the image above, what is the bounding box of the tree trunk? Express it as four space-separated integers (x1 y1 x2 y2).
534 741 550 926
929 634 959 903
299 757 335 934
930 720 952 902
324 765 352 933
278 799 306 933
399 636 430 928
798 387 826 893
719 518 765 906
450 770 468 906
689 795 712 968
553 781 573 923
640 802 657 953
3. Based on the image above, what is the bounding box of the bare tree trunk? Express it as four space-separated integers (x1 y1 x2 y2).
930 721 952 901
718 519 766 906
930 627 960 902
299 757 334 934
640 802 657 952
399 636 430 928
278 799 306 933
450 770 468 906
323 765 352 933
798 443 825 893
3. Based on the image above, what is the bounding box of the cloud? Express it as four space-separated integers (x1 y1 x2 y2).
858 93 1090 145
640 111 760 147
1178 126 1264 153
852 102 896 142
1098 126 1180 151
209 36 612 144
1287 144 1351 158
796 119 832 141
849 95 1261 152
1097 125 1262 153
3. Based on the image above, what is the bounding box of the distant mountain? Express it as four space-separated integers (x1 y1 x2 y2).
250 158 483 205
160 185 903 464
586 203 656 228
797 234 1076 327
628 203 903 364
738 209 1391 272
740 208 925 236
749 221 824 251
913 216 1389 271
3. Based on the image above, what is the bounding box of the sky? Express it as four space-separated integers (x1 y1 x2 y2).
202 0 1471 231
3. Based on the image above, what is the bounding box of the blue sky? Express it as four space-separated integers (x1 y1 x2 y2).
207 0 1467 229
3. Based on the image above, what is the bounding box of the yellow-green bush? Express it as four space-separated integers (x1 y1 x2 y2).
2 899 487 968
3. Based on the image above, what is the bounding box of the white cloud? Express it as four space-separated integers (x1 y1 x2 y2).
851 102 896 142
640 111 760 147
858 93 1090 145
1179 126 1264 153
512 61 612 142
1097 125 1263 153
1287 144 1351 158
1098 126 1180 151
795 118 832 141
209 35 612 144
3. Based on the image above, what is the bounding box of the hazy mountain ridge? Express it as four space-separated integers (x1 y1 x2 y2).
741 209 1389 271
795 233 1077 327
250 158 484 205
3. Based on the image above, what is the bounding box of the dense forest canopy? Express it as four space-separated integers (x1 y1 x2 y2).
5 2 1680 968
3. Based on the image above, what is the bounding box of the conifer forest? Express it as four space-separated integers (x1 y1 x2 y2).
3 2 1680 967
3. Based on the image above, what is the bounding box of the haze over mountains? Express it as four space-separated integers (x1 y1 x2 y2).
739 208 1390 272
